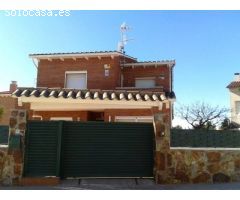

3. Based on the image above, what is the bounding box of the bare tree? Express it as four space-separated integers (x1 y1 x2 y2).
176 102 229 130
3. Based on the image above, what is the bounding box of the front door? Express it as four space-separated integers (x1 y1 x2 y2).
87 111 104 121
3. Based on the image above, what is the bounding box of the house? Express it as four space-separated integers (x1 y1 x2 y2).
0 81 19 125
227 73 240 125
11 50 176 124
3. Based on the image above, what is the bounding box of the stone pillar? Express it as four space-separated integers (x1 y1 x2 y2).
0 148 14 185
153 112 171 184
7 109 27 185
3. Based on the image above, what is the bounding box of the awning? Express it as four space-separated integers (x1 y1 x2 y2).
12 88 176 102
12 88 176 111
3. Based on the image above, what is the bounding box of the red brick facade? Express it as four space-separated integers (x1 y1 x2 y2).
9 52 174 123
33 111 88 121
31 105 172 124
122 65 171 91
33 109 160 122
37 55 171 92
37 56 137 90
0 96 18 125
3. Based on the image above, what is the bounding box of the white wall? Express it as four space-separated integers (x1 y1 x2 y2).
229 88 240 124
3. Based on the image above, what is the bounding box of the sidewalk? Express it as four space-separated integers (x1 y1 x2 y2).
1 179 240 190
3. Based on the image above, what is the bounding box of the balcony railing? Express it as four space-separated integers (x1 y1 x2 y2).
115 86 164 92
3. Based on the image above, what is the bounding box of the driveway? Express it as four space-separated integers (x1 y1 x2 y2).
1 179 240 190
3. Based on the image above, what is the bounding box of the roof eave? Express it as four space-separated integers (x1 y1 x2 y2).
29 52 137 61
121 60 175 68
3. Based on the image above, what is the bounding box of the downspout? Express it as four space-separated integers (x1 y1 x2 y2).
120 53 126 88
31 58 38 87
31 58 38 69
120 73 123 87
170 62 175 122
169 62 174 92
171 64 173 92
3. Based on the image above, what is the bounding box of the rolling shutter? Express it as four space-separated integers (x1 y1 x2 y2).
65 73 87 89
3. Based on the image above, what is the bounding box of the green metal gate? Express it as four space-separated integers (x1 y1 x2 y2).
24 121 154 178
23 121 62 177
61 121 154 178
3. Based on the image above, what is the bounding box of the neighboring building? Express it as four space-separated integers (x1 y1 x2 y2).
0 81 18 125
227 73 240 125
11 51 176 124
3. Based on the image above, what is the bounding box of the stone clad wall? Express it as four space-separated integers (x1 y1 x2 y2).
2 110 240 185
0 109 26 185
156 149 240 184
154 112 240 184
0 148 14 185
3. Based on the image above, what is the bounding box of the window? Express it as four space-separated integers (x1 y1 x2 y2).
50 117 73 121
32 115 43 120
137 117 153 123
236 101 240 115
159 74 165 80
115 116 153 123
65 71 87 89
115 117 136 123
135 78 155 88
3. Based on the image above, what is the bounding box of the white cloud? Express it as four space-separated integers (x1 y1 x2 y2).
172 117 191 129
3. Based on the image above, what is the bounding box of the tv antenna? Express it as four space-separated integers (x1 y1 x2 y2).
117 22 132 53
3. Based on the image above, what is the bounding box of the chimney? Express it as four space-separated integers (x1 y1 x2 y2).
9 81 17 93
234 73 240 82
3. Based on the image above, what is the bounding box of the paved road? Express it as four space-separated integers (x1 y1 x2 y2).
1 179 240 190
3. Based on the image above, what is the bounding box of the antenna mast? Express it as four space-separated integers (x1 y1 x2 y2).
117 22 130 53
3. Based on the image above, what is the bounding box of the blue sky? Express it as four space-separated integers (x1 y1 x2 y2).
0 10 240 108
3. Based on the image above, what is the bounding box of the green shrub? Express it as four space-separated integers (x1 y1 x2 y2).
0 107 3 118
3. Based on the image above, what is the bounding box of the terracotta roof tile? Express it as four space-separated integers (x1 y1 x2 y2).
12 88 176 102
227 81 240 89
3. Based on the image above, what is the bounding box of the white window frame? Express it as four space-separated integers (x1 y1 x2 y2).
32 115 43 120
50 117 73 121
64 71 88 89
135 77 155 80
115 116 153 123
135 77 156 88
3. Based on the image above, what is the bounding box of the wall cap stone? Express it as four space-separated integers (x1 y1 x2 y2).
0 145 8 149
171 147 240 151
